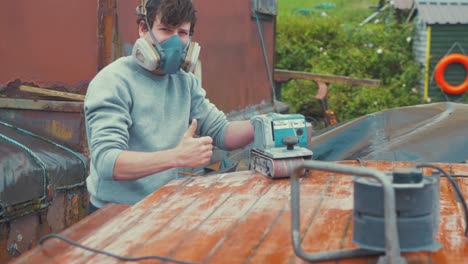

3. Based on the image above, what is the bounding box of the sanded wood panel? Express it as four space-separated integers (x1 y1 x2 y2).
12 161 468 263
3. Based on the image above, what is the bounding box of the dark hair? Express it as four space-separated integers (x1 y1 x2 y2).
137 0 197 36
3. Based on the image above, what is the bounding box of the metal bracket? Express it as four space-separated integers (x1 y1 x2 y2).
251 0 277 19
290 160 407 264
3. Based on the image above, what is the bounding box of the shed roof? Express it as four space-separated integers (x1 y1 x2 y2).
416 0 468 24
393 0 414 10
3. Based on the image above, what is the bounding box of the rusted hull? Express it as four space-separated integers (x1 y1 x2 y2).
0 98 89 263
0 190 88 264
0 99 86 153
11 161 468 263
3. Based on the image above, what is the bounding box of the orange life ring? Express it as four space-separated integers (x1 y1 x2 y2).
434 53 468 95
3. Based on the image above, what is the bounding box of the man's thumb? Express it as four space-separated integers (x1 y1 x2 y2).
185 119 197 137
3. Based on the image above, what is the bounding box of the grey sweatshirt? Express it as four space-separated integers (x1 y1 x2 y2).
84 56 229 207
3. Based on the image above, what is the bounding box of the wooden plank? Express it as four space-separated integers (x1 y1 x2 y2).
430 177 468 263
205 178 293 263
0 98 83 112
294 175 356 264
125 172 267 263
19 85 85 101
248 172 335 264
274 69 381 87
83 173 257 263
167 173 273 262
38 176 193 263
11 161 468 263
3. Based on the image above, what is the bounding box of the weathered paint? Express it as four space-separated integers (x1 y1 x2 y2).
0 96 89 263
12 161 468 263
194 0 275 112
0 0 98 91
0 99 86 153
97 0 125 71
47 120 74 142
0 190 89 264
1 0 275 114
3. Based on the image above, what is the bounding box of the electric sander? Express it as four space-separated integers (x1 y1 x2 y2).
250 113 313 178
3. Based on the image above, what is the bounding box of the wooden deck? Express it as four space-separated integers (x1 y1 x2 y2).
12 161 468 263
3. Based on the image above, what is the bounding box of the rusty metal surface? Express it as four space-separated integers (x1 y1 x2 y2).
0 121 87 208
0 99 84 112
1 190 88 264
7 203 130 264
0 100 87 153
1 0 275 114
12 161 468 263
0 1 97 91
0 99 89 263
194 0 275 112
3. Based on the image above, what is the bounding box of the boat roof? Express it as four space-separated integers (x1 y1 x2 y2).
13 160 468 263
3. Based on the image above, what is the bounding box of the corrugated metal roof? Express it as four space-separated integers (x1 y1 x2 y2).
416 0 468 24
394 0 414 10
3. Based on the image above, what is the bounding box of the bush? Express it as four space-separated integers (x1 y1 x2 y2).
275 10 423 123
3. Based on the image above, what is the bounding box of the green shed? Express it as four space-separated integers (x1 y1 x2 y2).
412 0 468 101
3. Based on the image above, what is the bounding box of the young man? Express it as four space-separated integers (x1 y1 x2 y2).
84 0 254 213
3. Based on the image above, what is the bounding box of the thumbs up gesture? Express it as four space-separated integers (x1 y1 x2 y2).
175 119 213 168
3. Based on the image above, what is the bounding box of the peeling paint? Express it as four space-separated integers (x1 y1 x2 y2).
1 190 88 263
47 120 73 141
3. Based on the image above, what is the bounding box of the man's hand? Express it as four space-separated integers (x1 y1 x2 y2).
175 119 213 168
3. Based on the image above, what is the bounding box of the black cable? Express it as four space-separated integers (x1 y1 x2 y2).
39 233 198 264
452 174 468 178
416 163 468 237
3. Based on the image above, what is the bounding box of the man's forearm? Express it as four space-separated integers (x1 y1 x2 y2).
112 149 179 181
224 120 254 150
112 120 214 181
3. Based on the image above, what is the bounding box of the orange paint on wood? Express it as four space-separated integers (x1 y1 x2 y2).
167 174 273 262
127 172 264 262
430 178 468 263
206 179 297 263
249 173 335 264
12 161 468 263
50 177 192 263
293 176 355 264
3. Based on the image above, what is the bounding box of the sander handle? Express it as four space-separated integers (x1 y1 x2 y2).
282 136 299 150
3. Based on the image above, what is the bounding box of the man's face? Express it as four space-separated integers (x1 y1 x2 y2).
139 14 191 45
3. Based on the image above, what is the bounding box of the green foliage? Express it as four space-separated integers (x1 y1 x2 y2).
275 8 423 123
278 0 376 23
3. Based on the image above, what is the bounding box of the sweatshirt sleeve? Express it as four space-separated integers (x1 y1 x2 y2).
84 70 132 180
188 74 229 150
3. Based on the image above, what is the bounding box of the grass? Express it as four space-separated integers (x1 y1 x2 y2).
277 0 379 24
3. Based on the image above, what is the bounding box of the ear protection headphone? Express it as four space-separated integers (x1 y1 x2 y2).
133 0 201 73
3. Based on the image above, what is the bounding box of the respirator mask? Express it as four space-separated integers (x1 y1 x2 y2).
132 0 201 74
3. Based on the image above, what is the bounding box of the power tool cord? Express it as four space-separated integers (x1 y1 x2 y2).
38 234 198 264
416 163 468 237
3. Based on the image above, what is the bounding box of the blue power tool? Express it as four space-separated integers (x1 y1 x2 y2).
250 113 313 178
